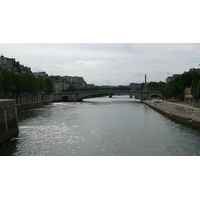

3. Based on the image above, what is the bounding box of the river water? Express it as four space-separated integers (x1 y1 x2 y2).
1 96 200 156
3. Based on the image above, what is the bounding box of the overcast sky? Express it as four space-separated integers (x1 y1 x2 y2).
1 43 200 86
1 1 200 86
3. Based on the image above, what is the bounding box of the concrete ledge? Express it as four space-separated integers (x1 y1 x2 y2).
0 99 16 109
143 100 200 128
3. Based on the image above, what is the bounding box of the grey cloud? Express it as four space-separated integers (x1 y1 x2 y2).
76 61 96 67
134 73 143 76
157 71 172 75
32 68 44 72
165 71 172 75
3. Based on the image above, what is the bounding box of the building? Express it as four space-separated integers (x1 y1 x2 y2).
189 68 200 72
129 83 142 90
0 55 32 75
87 84 95 88
74 76 87 87
166 74 180 83
166 76 173 83
33 71 49 78
185 87 193 103
1 55 90 93
50 75 87 93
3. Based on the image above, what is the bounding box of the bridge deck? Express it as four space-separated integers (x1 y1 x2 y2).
53 90 162 102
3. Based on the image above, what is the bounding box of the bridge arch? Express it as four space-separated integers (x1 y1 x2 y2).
149 94 162 99
62 96 69 102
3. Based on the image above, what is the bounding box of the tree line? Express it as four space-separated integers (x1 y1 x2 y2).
0 71 53 99
2 69 200 102
65 70 200 101
147 70 200 100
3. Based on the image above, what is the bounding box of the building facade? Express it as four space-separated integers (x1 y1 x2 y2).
50 75 87 93
129 82 142 90
166 74 180 83
189 68 200 72
33 71 49 78
0 55 32 75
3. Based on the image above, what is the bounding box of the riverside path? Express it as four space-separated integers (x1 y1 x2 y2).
143 99 200 128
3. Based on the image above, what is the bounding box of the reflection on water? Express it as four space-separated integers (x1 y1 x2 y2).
1 96 200 156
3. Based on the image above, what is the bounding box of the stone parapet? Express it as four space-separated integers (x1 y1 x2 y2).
0 100 19 144
0 99 16 109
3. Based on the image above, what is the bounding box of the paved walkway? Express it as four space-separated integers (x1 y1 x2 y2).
143 99 200 122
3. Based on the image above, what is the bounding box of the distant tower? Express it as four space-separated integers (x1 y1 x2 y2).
145 74 147 84
143 74 148 92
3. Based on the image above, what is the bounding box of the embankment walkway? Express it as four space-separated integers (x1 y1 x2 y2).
143 100 200 128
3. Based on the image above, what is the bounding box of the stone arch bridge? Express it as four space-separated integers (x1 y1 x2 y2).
52 90 163 102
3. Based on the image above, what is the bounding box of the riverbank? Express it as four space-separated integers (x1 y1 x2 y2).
143 99 200 128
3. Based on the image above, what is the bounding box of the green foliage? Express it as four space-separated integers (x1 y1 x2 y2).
0 71 53 98
191 80 200 100
160 81 181 98
117 86 131 90
44 78 53 94
0 71 13 94
66 85 78 92
179 71 200 92
148 81 165 91
196 81 200 100
151 71 200 100
100 86 131 91
140 83 144 91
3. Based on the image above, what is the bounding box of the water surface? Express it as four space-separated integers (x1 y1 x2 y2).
1 96 200 156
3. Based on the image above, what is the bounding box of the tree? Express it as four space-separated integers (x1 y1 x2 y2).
148 82 161 90
196 81 200 100
178 71 200 93
0 71 13 96
191 80 199 99
44 78 53 94
0 71 54 100
0 73 2 92
67 85 78 92
37 77 45 93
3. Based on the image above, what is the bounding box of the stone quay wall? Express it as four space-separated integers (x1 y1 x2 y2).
0 99 19 144
143 100 200 128
0 94 54 144
15 94 53 110
15 93 51 104
0 93 54 110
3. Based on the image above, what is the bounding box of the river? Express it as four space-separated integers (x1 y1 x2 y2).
1 96 200 156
